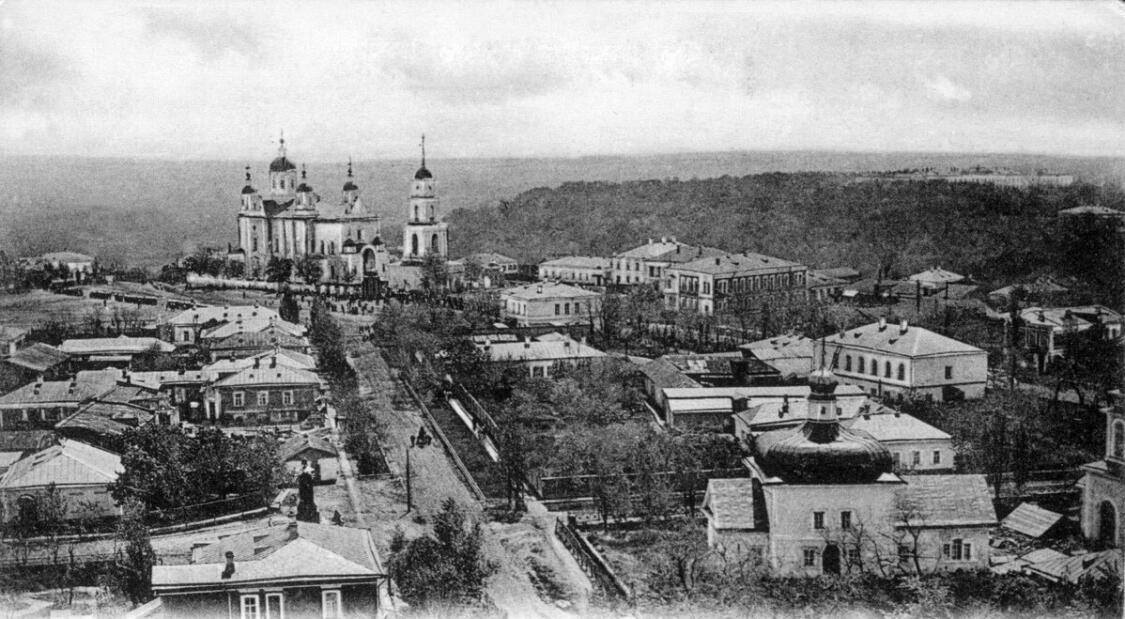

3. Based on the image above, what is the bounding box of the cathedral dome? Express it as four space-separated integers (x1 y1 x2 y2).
756 420 892 485
414 166 432 180
270 156 296 172
241 185 257 195
296 182 312 193
343 180 358 191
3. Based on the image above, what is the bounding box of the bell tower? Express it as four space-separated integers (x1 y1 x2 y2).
402 134 448 262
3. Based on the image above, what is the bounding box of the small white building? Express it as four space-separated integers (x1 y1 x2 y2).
500 282 602 327
0 440 122 523
817 319 987 401
480 334 606 378
280 432 339 483
844 405 954 472
538 256 609 286
908 267 965 291
161 304 282 345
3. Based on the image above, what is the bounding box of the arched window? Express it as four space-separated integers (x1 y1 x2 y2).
885 361 892 378
414 205 419 220
845 356 852 371
871 360 879 376
858 357 865 373
1114 420 1125 460
431 233 440 253
897 363 905 381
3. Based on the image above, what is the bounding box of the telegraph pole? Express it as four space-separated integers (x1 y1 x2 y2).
405 445 413 512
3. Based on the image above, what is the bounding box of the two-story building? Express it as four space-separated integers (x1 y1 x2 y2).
537 256 610 286
500 282 602 327
479 335 606 378
816 319 987 401
1017 305 1123 365
665 252 808 316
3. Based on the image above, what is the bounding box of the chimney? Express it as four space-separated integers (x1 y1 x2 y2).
580 336 587 346
781 394 789 415
254 357 261 369
899 319 908 334
536 284 543 294
714 257 721 266
878 317 887 331
676 246 681 254
524 336 531 349
221 551 235 579
270 356 277 369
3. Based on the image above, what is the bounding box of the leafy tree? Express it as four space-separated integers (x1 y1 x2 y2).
420 251 448 292
278 291 300 324
224 260 245 279
295 255 323 283
265 256 294 283
113 498 155 605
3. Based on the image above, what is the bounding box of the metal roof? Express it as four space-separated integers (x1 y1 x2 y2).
1001 503 1064 538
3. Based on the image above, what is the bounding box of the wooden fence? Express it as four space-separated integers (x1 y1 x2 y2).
555 516 633 603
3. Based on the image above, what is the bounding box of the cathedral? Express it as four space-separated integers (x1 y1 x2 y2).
231 134 449 290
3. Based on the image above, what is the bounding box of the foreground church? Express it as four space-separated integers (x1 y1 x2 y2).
231 134 449 290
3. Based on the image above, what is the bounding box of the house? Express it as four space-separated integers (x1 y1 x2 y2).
610 237 726 288
1080 390 1125 549
807 271 847 302
199 316 306 344
740 334 816 380
1016 305 1123 365
161 304 282 345
54 400 157 451
38 251 96 283
0 326 28 358
280 432 339 483
908 267 965 291
638 357 701 416
703 369 995 575
461 252 519 274
664 252 808 316
0 371 120 431
152 521 388 619
58 335 176 368
206 362 323 427
500 282 602 327
479 334 606 378
656 352 780 387
843 404 954 472
4 342 70 380
0 439 122 524
206 327 313 362
814 267 862 283
537 256 610 286
0 430 56 477
816 319 987 401
988 276 1071 307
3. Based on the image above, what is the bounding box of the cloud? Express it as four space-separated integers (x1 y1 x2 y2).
0 38 74 108
923 75 972 104
138 8 260 60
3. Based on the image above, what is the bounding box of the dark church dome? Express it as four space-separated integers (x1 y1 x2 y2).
343 180 358 191
241 185 257 195
270 156 296 172
757 419 892 485
414 166 432 180
296 182 312 193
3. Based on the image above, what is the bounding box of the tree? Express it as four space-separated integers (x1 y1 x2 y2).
265 256 294 283
114 498 155 605
420 251 449 293
295 255 323 283
278 291 300 324
224 260 245 279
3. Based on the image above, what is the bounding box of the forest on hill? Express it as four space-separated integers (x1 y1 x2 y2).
447 173 1125 292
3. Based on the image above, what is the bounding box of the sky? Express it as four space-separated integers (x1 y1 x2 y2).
0 0 1123 161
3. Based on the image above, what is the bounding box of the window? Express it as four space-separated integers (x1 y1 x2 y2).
282 391 294 406
265 593 284 619
240 594 260 619
897 363 905 381
1114 421 1125 460
932 450 942 465
803 548 817 567
845 355 852 371
257 391 269 406
564 303 570 315
944 365 953 380
847 546 861 566
174 387 186 403
812 511 825 530
840 511 853 530
554 304 560 316
912 451 921 466
885 361 892 378
871 361 878 376
858 357 865 373
943 538 973 561
321 590 342 619
233 391 245 407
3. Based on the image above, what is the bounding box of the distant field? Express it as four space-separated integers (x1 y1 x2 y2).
2 151 1123 269
0 290 175 330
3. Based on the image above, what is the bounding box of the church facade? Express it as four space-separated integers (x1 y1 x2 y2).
1080 390 1125 549
231 135 449 289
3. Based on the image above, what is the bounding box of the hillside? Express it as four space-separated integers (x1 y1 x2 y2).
1 151 1123 269
446 173 1125 292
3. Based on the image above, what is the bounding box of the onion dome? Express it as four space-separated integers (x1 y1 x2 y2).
270 132 296 172
808 366 839 393
414 133 432 179
757 422 892 484
296 165 312 193
343 159 358 191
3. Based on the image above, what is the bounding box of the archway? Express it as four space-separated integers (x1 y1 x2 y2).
362 247 377 273
822 543 841 575
1098 501 1117 548
431 233 440 255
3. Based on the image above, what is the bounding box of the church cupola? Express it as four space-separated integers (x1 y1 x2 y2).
343 159 359 209
409 134 437 222
240 165 259 210
268 131 298 197
296 165 315 209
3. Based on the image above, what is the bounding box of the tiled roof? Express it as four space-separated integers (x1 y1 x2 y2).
279 433 337 461
152 522 383 588
1001 503 1064 538
204 350 315 375
821 322 983 358
638 358 701 390
539 256 609 269
660 246 728 265
501 282 601 300
128 370 210 390
59 336 175 355
896 474 996 528
214 365 321 388
703 478 757 529
482 338 606 363
165 305 280 327
843 408 951 442
0 440 122 489
5 343 69 372
672 252 804 276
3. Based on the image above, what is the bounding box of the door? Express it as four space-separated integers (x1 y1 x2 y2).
1098 501 1117 548
822 543 841 575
